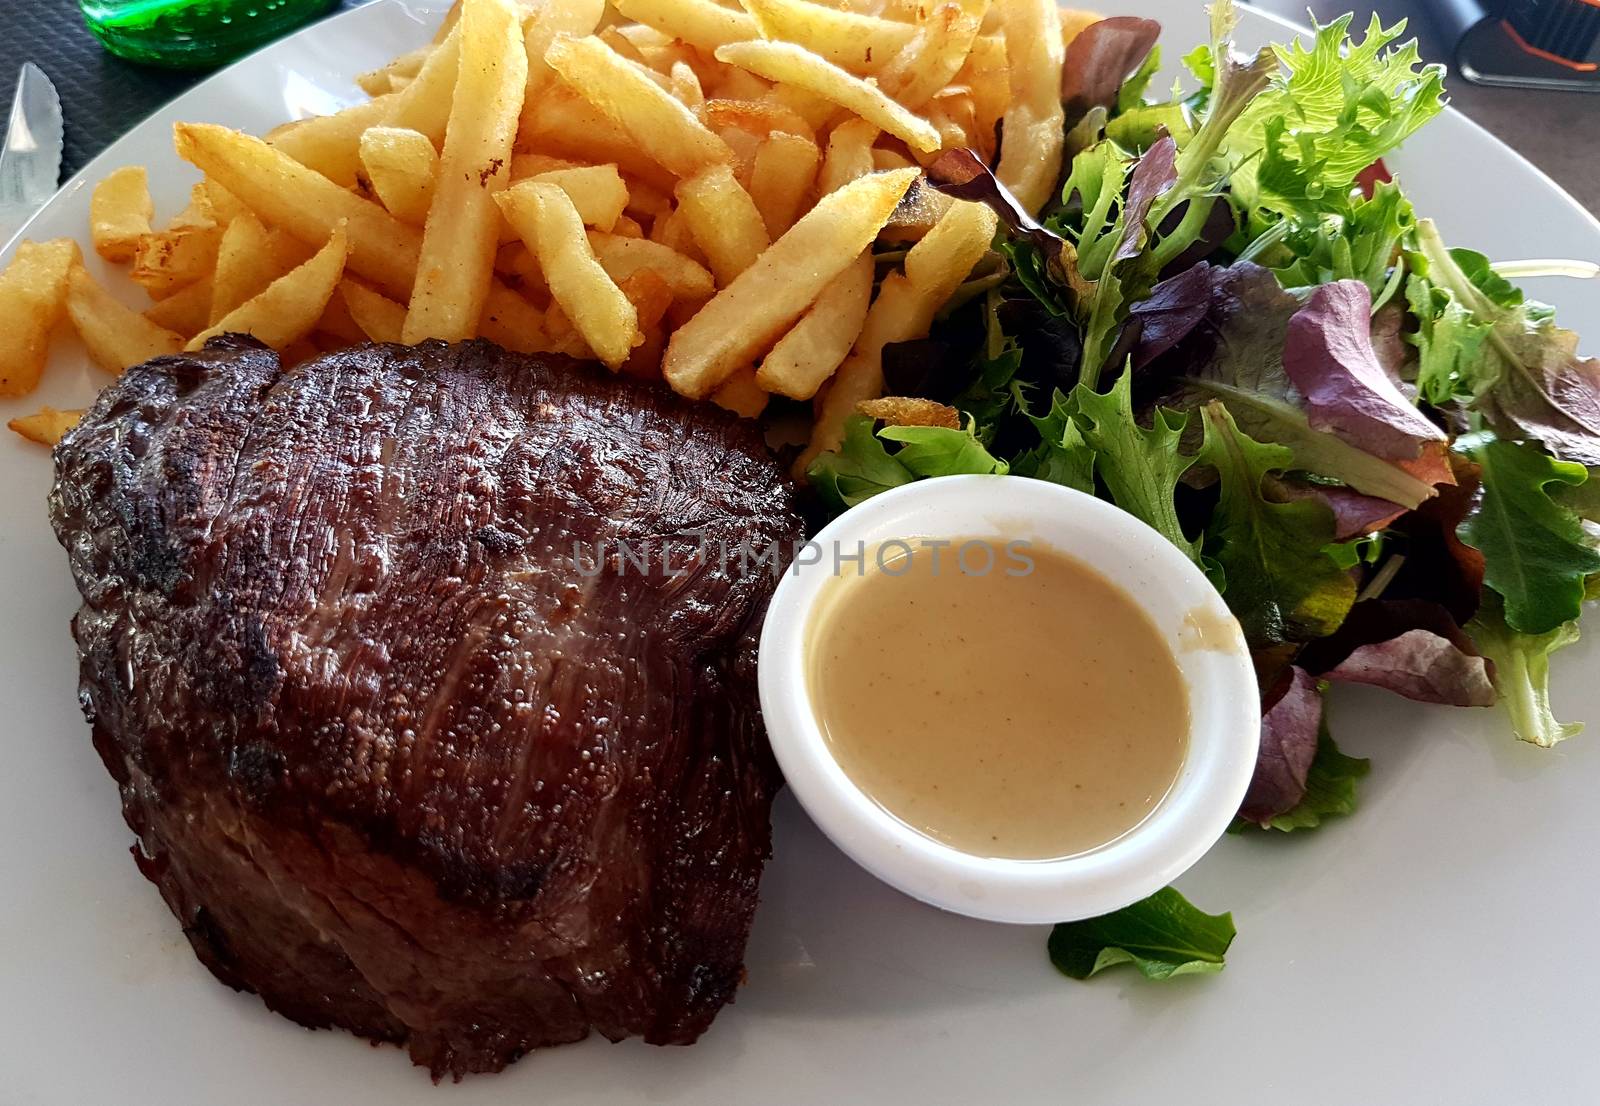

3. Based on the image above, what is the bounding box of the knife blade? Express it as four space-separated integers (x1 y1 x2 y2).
0 63 64 248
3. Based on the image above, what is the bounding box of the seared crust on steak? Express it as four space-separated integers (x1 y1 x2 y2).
49 337 804 1077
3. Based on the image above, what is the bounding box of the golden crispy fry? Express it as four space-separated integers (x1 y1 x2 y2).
524 0 607 98
519 88 680 193
90 167 154 263
818 116 878 193
477 280 552 354
801 198 996 463
198 179 251 224
358 126 439 225
876 0 988 108
129 222 222 300
675 164 771 285
609 0 758 51
755 248 871 398
0 239 80 396
528 165 629 232
710 366 768 418
539 302 595 358
267 95 396 189
739 0 915 71
175 123 421 300
496 182 638 368
65 264 184 374
510 152 581 178
955 33 1009 143
871 147 916 171
857 395 960 428
612 214 647 238
703 98 816 142
994 0 1065 214
588 231 716 299
316 283 368 344
716 124 763 184
387 24 461 145
435 0 463 42
356 45 430 97
623 176 673 222
339 279 407 343
649 203 706 261
402 0 527 343
209 211 279 324
669 61 705 110
663 166 916 399
7 406 83 447
714 41 942 152
1060 8 1102 48
142 277 212 337
618 269 675 379
187 227 349 351
545 35 735 179
748 131 820 236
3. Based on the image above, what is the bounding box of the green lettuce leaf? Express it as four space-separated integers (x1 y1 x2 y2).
1012 390 1097 493
807 416 1009 516
1048 887 1236 981
1467 592 1585 747
878 424 1009 478
1235 725 1370 832
1198 403 1357 645
1273 180 1415 299
1455 433 1600 635
1226 14 1445 220
1074 369 1200 562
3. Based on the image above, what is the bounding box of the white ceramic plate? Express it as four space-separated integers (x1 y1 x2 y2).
3 3 1598 1102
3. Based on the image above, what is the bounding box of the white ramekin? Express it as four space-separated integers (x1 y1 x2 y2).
758 474 1259 924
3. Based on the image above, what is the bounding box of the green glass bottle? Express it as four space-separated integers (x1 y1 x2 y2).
79 0 338 69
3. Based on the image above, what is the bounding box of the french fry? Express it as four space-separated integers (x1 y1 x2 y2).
545 35 735 180
871 147 916 171
356 45 430 97
994 0 1065 214
209 211 278 324
703 98 815 142
613 214 647 238
267 94 397 189
710 366 768 417
339 279 407 343
129 222 222 300
883 174 955 238
510 152 582 178
175 123 421 300
477 281 552 354
316 283 368 344
618 269 674 378
739 0 915 71
7 406 83 447
519 87 678 192
65 265 184 374
714 41 942 152
956 32 1010 139
588 231 716 299
496 182 638 368
142 277 213 337
748 132 820 237
387 24 462 144
755 248 871 398
197 179 251 224
435 0 463 42
764 83 840 129
675 165 771 285
358 126 439 225
1060 7 1102 48
802 198 996 462
402 0 527 343
188 227 349 351
527 165 629 232
609 0 758 51
524 0 608 97
857 395 961 428
669 61 705 111
0 239 80 396
90 167 154 263
622 176 673 223
662 166 916 398
818 116 878 193
650 204 706 262
875 0 989 109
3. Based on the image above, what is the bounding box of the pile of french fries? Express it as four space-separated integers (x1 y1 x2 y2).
1 0 1099 463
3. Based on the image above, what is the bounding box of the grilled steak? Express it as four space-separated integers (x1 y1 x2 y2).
49 337 804 1078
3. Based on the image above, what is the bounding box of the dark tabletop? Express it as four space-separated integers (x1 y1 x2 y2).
2 0 1596 214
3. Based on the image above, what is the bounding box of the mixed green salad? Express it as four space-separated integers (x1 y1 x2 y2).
807 2 1600 975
